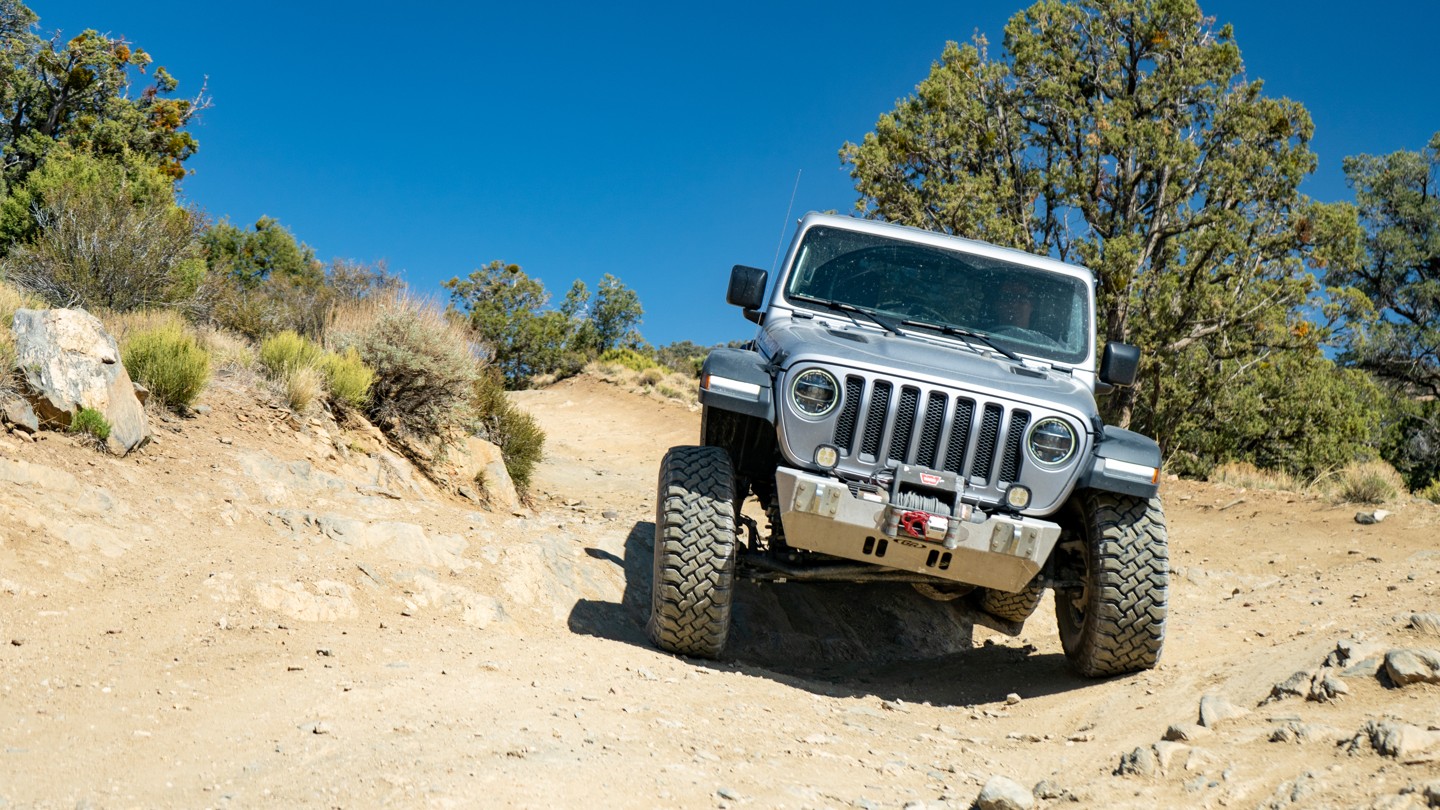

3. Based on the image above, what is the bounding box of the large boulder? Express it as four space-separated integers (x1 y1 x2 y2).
454 436 519 510
12 308 150 454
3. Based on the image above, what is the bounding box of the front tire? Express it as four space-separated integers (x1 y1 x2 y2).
647 446 738 659
1055 492 1168 677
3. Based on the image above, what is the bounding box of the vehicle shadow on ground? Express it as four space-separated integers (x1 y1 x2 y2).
566 521 1093 707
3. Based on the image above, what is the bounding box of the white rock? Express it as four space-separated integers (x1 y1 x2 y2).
975 775 1033 810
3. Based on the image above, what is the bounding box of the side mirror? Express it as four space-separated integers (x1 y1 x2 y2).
727 265 768 310
1099 342 1141 387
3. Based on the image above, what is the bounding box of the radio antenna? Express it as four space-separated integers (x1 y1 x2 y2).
771 169 802 272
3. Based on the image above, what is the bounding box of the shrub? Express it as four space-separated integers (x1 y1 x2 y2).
69 407 112 441
598 347 658 373
330 294 479 444
471 368 545 496
638 366 664 387
196 327 258 373
121 321 211 408
1329 459 1407 504
259 330 325 378
1418 479 1440 505
319 347 374 409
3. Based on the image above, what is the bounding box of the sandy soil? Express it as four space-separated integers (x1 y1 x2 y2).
2 371 1438 809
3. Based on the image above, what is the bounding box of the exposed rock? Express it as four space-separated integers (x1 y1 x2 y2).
1031 780 1067 801
1410 614 1440 637
1154 740 1190 771
975 775 1033 810
1354 509 1390 525
1269 721 1346 744
1266 670 1313 702
12 308 150 454
1198 694 1249 728
1347 720 1440 759
2 397 39 434
453 436 519 511
1164 723 1212 742
1307 669 1350 702
1325 638 1379 668
1343 657 1384 678
1116 746 1157 777
1384 649 1440 686
1422 781 1440 808
1261 771 1323 809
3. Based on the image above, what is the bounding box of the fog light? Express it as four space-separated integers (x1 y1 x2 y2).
814 444 839 469
1005 485 1032 510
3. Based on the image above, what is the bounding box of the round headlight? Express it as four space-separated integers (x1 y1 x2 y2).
1027 417 1076 465
791 369 839 417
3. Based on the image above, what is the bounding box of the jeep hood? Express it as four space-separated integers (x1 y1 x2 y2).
762 318 1099 419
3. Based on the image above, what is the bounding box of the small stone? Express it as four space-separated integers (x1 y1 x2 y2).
716 787 740 801
1198 694 1248 728
1266 670 1313 702
1384 648 1440 686
601 510 619 520
191 404 211 415
976 775 1034 810
218 436 233 445
1005 693 1022 705
1032 780 1067 801
1116 746 1157 778
1164 723 1212 742
1354 509 1389 524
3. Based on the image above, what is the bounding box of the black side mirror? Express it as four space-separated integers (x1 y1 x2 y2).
727 265 768 310
1099 342 1141 387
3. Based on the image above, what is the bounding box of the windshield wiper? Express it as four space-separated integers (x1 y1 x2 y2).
791 294 904 336
900 320 1022 362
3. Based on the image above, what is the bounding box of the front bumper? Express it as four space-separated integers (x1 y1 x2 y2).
775 467 1061 592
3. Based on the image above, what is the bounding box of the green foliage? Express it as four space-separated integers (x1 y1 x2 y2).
0 7 205 187
200 217 319 289
318 347 374 409
1 149 203 310
259 331 324 378
1328 132 1440 398
337 299 480 443
1163 347 1388 481
68 406 111 441
121 320 211 408
471 368 545 496
841 0 1345 465
653 340 708 376
445 261 645 389
599 347 658 373
1417 478 1440 505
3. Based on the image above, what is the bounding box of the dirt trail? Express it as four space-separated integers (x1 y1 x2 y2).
2 372 1439 808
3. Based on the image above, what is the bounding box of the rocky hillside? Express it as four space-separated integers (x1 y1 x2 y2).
0 370 1438 808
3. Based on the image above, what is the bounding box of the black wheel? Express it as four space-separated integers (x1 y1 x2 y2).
978 578 1046 623
1054 491 1168 677
647 446 738 659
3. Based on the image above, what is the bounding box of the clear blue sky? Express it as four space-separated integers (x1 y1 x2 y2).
30 1 1440 348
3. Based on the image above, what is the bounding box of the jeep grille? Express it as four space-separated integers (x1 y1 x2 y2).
832 375 1030 488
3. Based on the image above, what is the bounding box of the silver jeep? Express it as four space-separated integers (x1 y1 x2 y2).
649 213 1168 677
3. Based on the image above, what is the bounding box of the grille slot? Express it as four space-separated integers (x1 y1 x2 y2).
917 392 946 468
888 387 920 462
860 382 892 458
833 376 864 451
943 399 975 474
1000 410 1031 482
972 404 1004 483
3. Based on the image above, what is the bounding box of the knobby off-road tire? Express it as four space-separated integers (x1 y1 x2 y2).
1055 491 1168 677
647 445 738 659
978 578 1046 623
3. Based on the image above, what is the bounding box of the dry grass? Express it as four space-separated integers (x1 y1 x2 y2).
195 327 258 373
1209 461 1302 493
586 361 698 406
1322 459 1408 504
97 308 187 344
282 365 324 414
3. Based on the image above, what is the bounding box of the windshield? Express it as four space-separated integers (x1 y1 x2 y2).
784 225 1091 364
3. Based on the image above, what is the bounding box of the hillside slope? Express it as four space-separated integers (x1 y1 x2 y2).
2 372 1438 808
